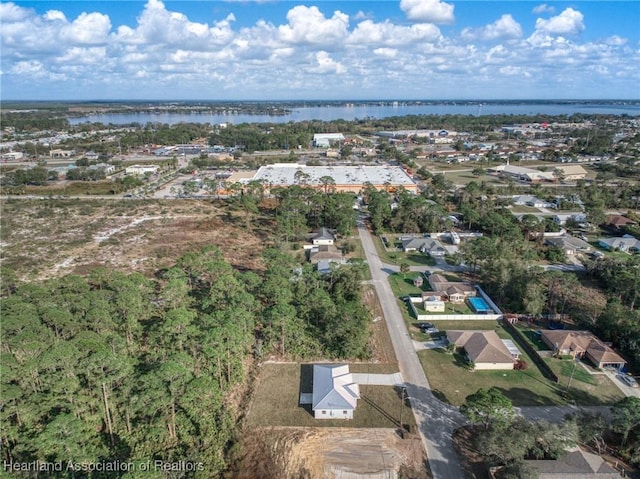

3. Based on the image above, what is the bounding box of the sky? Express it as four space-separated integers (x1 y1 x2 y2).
1 0 639 101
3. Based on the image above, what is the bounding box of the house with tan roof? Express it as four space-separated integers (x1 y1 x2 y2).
606 215 637 231
524 446 621 478
541 330 626 370
447 330 518 370
427 274 476 303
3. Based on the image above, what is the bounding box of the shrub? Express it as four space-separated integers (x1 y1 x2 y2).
514 359 528 371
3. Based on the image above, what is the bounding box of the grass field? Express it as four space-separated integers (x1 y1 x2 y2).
417 320 625 407
374 236 437 267
246 363 415 429
413 301 473 315
388 272 430 297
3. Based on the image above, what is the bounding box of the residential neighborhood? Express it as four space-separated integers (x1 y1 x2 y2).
2 104 639 479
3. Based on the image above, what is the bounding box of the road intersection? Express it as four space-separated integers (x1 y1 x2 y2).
357 218 621 478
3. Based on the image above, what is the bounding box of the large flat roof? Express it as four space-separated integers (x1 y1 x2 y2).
252 164 416 187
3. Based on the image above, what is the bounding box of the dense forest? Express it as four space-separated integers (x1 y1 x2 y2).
1 242 371 477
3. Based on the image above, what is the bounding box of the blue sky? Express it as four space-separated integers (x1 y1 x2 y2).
1 1 639 100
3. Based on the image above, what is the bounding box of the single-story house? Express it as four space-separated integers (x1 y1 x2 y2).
540 330 627 370
400 237 447 256
311 227 336 246
512 195 552 208
544 236 592 255
312 364 360 419
309 244 343 264
413 276 424 287
598 234 640 253
427 274 476 302
553 214 587 226
606 215 637 230
446 330 517 370
524 446 620 479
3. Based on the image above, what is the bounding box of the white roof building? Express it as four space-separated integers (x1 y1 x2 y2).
313 133 345 147
312 364 360 419
252 164 417 193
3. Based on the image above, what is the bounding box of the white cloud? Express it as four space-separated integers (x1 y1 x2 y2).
535 8 585 36
278 6 349 45
350 20 440 46
310 51 346 74
532 4 555 15
115 0 235 49
374 48 399 58
461 14 522 41
604 35 627 46
499 65 531 77
1 0 637 100
0 2 33 22
44 10 66 22
61 12 111 44
400 0 454 24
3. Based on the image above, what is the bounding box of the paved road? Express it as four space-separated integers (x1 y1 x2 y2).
358 220 466 479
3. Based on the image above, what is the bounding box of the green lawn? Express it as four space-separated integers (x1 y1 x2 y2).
375 235 436 267
514 323 551 351
413 301 473 315
417 321 625 407
247 363 415 429
388 272 430 297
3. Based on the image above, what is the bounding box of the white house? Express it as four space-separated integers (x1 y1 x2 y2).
312 227 336 246
553 213 587 226
512 195 552 208
312 364 360 419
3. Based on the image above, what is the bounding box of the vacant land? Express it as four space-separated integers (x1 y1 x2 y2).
0 198 269 279
417 321 624 407
236 427 429 479
246 363 414 429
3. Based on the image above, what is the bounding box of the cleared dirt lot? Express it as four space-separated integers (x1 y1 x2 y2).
236 427 428 479
0 198 268 279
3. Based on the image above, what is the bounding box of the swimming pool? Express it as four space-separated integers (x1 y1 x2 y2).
468 297 492 314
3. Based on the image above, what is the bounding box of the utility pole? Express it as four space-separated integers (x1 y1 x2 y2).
399 386 407 437
567 356 578 390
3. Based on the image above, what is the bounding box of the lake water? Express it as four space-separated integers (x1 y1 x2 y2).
69 102 640 126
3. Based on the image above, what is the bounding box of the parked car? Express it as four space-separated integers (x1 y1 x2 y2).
419 322 438 333
618 374 639 388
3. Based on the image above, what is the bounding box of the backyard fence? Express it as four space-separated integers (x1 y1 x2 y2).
502 320 559 383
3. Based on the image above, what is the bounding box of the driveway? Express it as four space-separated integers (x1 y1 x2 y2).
352 372 404 386
358 222 465 479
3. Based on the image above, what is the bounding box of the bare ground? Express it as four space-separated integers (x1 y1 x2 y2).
0 199 268 280
234 427 428 479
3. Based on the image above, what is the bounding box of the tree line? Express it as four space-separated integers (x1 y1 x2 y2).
460 387 640 476
1 240 372 477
